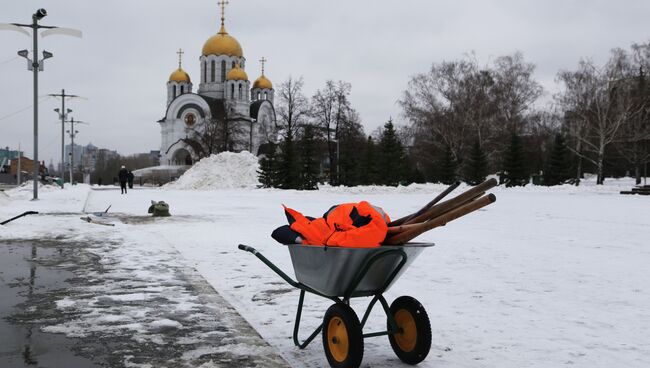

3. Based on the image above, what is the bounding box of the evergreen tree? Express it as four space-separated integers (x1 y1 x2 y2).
503 133 528 187
338 110 366 186
359 136 378 185
407 166 426 184
276 131 300 189
464 140 488 185
257 147 278 188
440 145 458 184
378 119 406 186
544 133 571 186
299 125 319 190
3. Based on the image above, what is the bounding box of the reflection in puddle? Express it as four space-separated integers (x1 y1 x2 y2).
0 242 101 367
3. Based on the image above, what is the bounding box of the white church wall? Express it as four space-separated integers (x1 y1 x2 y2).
159 94 211 165
198 55 246 99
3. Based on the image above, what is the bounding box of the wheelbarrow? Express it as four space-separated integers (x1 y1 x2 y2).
238 242 434 368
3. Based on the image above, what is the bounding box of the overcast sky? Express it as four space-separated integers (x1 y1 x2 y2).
1 0 648 166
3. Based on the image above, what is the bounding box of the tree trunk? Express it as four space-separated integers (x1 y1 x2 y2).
575 139 582 186
635 165 641 185
327 137 336 185
596 142 605 185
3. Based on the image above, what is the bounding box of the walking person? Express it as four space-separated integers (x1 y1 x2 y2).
118 165 129 194
127 171 134 189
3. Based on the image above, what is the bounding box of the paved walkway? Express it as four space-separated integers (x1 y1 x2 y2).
1 226 289 367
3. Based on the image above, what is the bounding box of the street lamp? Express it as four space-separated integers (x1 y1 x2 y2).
52 96 76 184
1 9 82 200
65 118 89 185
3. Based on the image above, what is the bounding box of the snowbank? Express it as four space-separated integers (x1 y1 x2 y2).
165 151 260 190
0 191 10 205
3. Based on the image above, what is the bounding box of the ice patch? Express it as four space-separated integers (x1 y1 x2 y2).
55 298 76 309
149 318 183 330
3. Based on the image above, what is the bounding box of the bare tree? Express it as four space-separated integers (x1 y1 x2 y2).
557 49 641 184
615 42 650 183
182 100 247 159
277 76 310 138
312 80 352 184
399 52 542 178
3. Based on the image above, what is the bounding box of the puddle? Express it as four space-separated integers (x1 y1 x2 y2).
0 239 289 368
0 242 101 367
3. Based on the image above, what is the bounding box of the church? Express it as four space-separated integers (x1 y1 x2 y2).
157 2 276 166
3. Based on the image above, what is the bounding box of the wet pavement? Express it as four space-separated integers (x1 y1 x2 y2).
0 242 101 367
0 239 289 368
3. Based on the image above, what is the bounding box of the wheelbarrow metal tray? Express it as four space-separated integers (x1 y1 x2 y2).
286 243 433 298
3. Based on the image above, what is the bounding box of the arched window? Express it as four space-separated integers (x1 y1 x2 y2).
203 61 206 83
221 60 226 82
173 85 176 98
264 92 268 100
211 60 215 82
230 84 235 99
257 92 260 100
232 61 236 69
239 83 243 100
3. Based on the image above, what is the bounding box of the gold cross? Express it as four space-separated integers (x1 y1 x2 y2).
218 0 229 26
177 48 184 68
259 57 267 75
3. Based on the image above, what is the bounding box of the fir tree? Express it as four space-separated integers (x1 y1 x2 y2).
464 140 488 185
299 125 319 190
544 133 571 186
378 119 406 186
257 147 278 188
359 136 378 185
440 145 458 184
503 133 528 187
276 131 300 189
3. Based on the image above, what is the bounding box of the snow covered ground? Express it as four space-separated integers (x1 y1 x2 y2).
1 177 648 367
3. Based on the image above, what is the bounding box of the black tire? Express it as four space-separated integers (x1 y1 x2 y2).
322 303 364 368
387 296 431 365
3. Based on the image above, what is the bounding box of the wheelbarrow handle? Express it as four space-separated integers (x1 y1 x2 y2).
238 244 299 288
238 244 258 254
1 211 39 225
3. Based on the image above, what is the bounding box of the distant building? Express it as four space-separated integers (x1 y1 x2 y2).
149 150 161 166
0 147 22 172
157 2 276 166
9 157 47 177
64 142 110 173
64 143 84 170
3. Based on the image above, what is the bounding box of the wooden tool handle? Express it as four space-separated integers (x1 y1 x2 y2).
384 193 496 245
389 181 460 227
404 178 497 225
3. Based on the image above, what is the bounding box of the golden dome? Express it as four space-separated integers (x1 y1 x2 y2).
169 68 191 83
253 75 273 89
226 63 248 81
202 25 243 57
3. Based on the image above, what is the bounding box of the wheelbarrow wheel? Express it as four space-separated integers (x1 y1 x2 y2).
322 303 364 368
387 296 431 365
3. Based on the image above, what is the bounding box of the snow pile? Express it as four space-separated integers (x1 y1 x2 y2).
0 191 10 205
165 151 260 190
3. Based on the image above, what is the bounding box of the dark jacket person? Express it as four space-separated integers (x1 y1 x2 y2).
118 166 129 194
127 171 134 189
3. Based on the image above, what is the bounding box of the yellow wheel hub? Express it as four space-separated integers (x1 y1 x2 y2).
327 316 349 362
394 309 417 352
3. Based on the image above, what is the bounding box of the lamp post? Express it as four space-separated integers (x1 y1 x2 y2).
50 89 78 185
1 9 82 200
17 142 21 185
65 118 89 184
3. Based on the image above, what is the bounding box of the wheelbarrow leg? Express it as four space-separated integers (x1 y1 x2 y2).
359 294 400 338
293 289 323 349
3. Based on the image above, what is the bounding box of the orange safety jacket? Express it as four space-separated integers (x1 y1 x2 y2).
283 201 390 248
